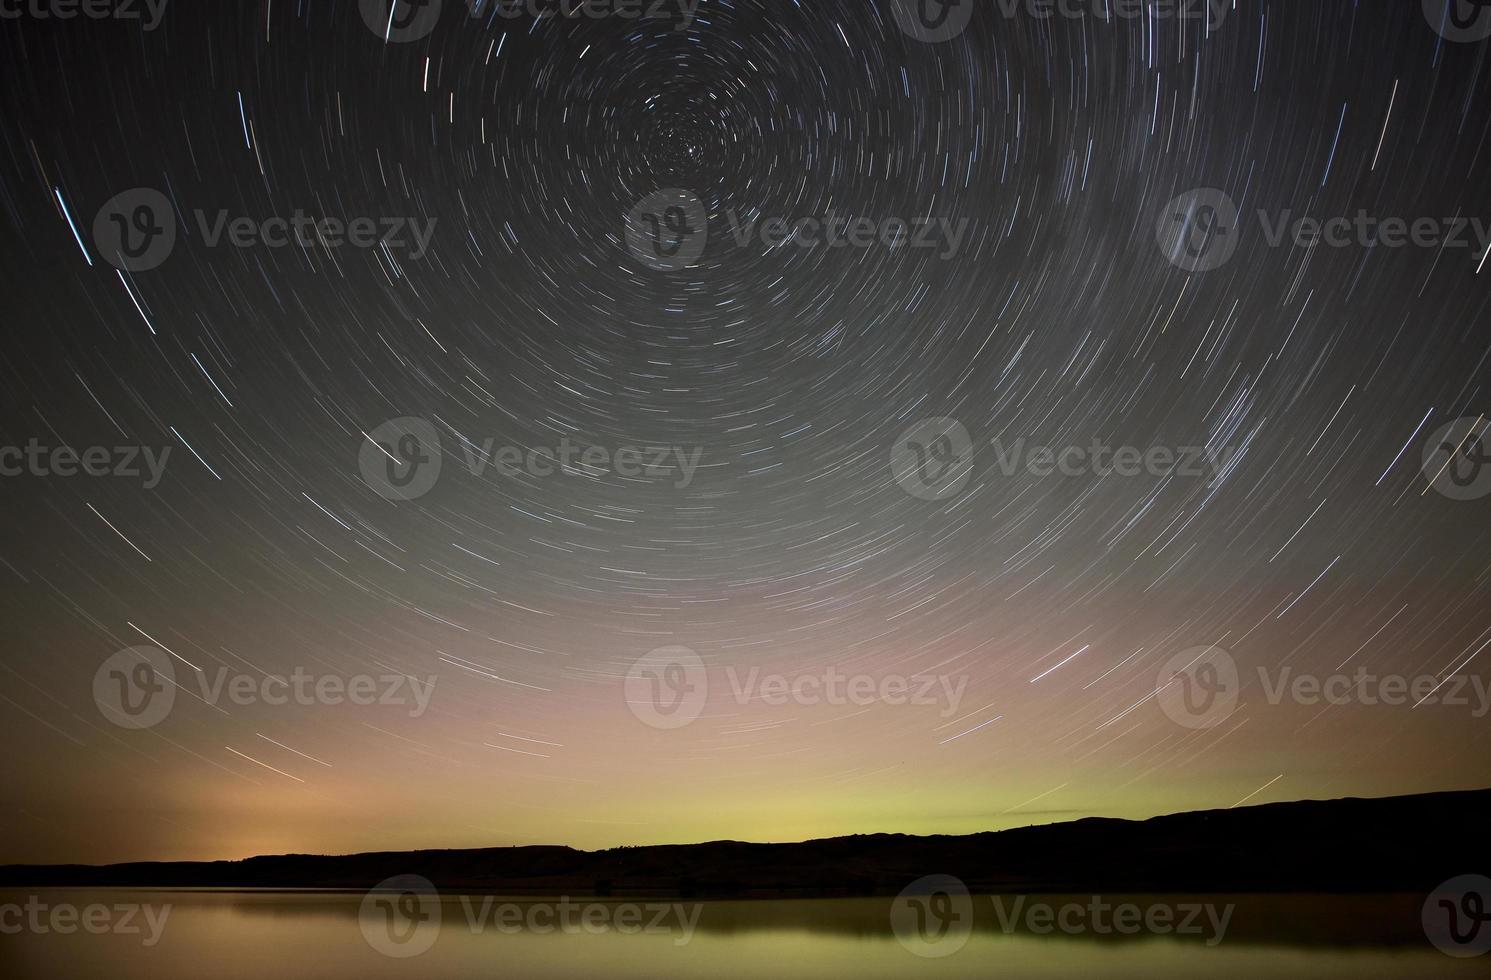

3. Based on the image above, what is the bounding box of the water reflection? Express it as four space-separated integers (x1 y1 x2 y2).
0 889 1479 979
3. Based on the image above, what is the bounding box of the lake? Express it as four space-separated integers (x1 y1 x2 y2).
0 889 1479 977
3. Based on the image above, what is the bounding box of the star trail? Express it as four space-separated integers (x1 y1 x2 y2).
0 0 1488 866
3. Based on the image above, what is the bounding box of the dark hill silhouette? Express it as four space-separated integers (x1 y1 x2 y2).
3 787 1485 897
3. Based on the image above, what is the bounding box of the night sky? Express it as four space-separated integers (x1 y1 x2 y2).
1 0 1489 865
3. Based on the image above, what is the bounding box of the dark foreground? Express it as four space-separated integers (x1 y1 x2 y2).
3 787 1486 896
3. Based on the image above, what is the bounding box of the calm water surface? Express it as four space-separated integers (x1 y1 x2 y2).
0 889 1476 978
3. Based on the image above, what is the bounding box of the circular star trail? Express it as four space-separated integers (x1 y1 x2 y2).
0 0 1488 861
